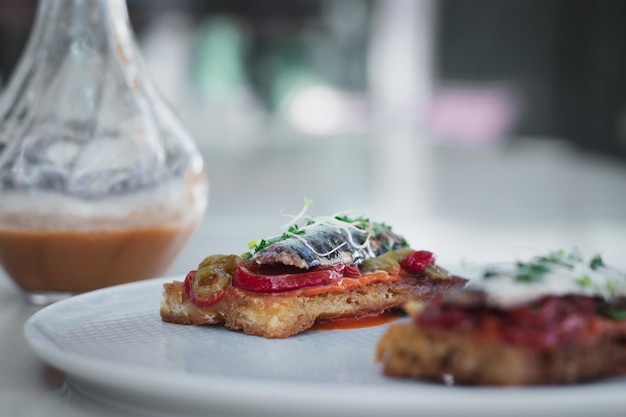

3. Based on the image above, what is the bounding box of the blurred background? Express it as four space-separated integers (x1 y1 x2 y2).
1 0 625 267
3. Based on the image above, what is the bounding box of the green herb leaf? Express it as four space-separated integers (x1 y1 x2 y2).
287 224 306 235
604 308 626 320
606 282 616 297
335 214 403 249
335 214 368 226
534 249 581 269
483 268 500 279
335 215 391 234
576 275 593 288
247 233 293 255
514 261 550 282
590 254 604 270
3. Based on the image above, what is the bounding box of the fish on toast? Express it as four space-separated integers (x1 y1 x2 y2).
160 203 467 338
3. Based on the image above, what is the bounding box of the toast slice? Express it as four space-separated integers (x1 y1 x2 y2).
161 270 467 338
376 316 626 386
160 207 468 338
376 249 626 385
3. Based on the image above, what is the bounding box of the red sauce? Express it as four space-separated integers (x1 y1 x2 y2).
416 295 601 351
311 311 401 331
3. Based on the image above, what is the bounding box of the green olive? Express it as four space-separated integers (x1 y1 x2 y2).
359 247 415 273
194 254 242 296
422 264 451 280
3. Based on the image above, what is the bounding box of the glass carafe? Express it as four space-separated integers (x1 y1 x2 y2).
0 0 209 304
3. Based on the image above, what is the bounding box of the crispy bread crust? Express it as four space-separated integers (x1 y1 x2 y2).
160 275 466 338
376 321 626 385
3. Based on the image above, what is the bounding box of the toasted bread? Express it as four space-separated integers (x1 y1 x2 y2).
161 274 467 338
160 205 469 338
376 320 626 386
376 249 626 385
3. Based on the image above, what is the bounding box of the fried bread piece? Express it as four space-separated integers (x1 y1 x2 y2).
161 272 467 338
376 249 626 386
376 318 626 386
160 206 467 338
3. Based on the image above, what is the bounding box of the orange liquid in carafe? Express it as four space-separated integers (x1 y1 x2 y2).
0 224 196 292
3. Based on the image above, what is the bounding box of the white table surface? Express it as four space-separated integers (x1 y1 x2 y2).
3 138 626 416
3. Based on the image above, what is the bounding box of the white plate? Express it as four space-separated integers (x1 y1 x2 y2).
24 276 626 417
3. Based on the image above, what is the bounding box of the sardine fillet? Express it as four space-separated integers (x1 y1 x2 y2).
250 224 405 269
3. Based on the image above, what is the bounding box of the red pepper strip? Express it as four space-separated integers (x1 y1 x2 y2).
232 263 345 293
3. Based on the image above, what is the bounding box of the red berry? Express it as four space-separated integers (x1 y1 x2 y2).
401 250 436 274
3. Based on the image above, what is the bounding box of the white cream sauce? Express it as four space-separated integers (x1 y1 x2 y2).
466 249 626 307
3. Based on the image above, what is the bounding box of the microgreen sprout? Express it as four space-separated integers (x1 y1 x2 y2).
246 200 405 257
576 275 593 288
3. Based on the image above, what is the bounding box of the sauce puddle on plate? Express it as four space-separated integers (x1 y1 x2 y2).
311 310 402 331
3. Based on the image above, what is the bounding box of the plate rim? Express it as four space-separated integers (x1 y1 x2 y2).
23 276 626 417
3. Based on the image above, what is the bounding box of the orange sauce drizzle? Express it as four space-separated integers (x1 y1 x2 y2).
311 310 402 331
